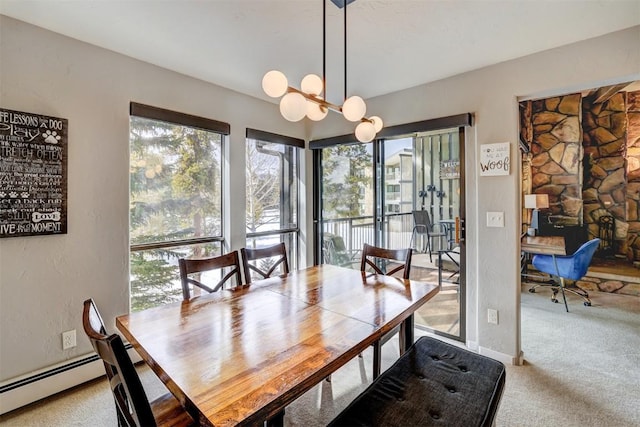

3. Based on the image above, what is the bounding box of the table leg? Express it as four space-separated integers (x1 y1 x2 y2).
266 410 285 427
402 314 414 352
372 342 382 379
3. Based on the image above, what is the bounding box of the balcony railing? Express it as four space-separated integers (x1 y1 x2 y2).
385 172 400 181
321 212 415 262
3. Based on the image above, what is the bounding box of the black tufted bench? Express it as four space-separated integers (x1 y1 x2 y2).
329 336 506 427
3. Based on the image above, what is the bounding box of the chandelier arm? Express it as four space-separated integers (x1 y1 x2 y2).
287 87 339 113
287 87 373 123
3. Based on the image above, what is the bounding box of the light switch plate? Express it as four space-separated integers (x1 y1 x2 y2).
488 309 499 324
487 212 504 227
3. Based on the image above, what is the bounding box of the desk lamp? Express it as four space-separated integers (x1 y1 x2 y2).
525 193 549 236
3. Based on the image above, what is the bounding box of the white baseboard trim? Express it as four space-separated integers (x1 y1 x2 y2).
478 345 520 365
465 339 479 352
0 348 141 415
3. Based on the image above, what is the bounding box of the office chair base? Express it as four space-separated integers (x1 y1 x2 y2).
528 282 592 307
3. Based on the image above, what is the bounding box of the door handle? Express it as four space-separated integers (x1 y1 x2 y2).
456 217 465 243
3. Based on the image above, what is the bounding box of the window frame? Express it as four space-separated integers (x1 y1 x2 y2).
129 102 229 252
245 128 303 270
128 103 230 310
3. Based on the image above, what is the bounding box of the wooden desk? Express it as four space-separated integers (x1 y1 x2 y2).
116 264 439 427
521 235 566 256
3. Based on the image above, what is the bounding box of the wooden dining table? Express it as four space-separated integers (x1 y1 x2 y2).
116 264 440 427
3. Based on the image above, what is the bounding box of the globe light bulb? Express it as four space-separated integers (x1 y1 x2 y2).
306 99 328 121
262 70 288 98
301 74 323 96
355 121 376 142
342 96 366 122
279 92 307 122
370 116 383 132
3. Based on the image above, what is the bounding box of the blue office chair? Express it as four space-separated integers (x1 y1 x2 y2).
529 238 600 312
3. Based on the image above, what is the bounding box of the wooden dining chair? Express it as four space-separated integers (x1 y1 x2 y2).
178 251 242 300
360 243 413 379
82 299 194 427
240 242 290 284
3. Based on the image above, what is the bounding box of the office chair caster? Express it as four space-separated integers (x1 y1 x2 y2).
584 301 592 306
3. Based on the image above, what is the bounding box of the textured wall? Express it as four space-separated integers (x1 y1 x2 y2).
583 91 628 257
625 91 640 260
529 94 583 224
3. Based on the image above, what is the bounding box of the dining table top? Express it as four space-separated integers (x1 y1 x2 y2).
116 263 440 427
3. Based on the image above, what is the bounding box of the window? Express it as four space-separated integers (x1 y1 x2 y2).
129 103 229 311
245 129 302 276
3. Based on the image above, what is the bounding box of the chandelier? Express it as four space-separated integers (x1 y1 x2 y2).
261 0 383 142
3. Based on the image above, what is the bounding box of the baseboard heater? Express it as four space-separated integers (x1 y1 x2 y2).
0 345 138 415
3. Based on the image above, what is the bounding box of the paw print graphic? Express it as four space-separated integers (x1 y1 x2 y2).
21 192 30 198
43 130 61 144
9 191 18 198
0 192 6 198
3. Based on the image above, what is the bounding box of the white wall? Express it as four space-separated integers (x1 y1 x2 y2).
1 14 639 389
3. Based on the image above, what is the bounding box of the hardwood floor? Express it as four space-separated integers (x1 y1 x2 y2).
589 257 639 278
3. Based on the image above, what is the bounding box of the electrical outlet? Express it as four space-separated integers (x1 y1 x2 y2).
62 329 76 350
487 309 499 325
486 212 504 228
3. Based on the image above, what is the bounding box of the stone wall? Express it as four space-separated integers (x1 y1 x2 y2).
529 93 583 224
582 92 628 256
520 102 534 234
626 91 640 260
520 89 640 263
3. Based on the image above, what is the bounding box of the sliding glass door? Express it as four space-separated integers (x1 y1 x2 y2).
312 117 468 341
411 129 464 340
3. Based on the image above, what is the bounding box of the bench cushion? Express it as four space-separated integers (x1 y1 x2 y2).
329 336 506 427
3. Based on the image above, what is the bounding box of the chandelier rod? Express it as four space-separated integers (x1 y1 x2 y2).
261 0 383 141
323 0 326 99
343 2 347 101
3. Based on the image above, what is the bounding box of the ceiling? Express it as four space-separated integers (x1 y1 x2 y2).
1 1 639 105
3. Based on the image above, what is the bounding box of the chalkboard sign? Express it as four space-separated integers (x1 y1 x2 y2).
440 160 460 179
0 108 68 238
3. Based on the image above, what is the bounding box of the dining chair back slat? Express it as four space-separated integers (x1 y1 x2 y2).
179 252 242 300
360 243 412 279
241 242 290 284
